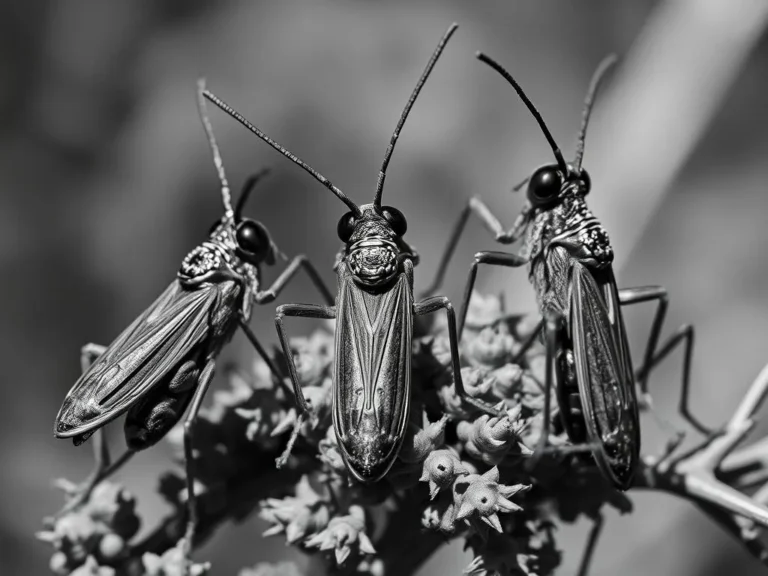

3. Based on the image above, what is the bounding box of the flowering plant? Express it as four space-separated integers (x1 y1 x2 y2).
39 292 768 575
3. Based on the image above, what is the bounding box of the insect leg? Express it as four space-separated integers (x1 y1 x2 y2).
238 318 293 398
619 286 711 435
55 344 135 518
642 324 710 436
617 286 669 400
255 254 335 306
274 303 337 467
414 296 504 417
457 250 527 336
181 359 216 562
576 513 604 576
419 197 529 299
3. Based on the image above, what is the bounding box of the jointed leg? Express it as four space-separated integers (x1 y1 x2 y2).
414 296 503 417
617 286 669 400
274 303 336 467
420 197 529 299
618 286 710 435
56 344 135 517
181 359 217 563
256 254 334 306
642 324 710 435
242 255 333 394
458 251 527 336
238 318 292 398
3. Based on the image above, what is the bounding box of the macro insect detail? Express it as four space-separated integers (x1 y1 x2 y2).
423 52 706 492
51 79 334 563
204 22 504 484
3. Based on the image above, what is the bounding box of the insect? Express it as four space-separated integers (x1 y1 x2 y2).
53 80 334 552
423 52 703 491
203 23 501 483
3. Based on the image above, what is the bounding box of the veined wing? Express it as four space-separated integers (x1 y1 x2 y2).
333 266 413 482
571 262 640 489
55 281 222 439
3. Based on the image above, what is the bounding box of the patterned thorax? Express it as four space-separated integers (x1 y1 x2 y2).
177 222 260 317
523 196 614 270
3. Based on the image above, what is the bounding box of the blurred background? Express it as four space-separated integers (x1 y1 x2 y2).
3 0 768 573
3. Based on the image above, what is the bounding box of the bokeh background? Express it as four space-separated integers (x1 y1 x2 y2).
3 0 768 574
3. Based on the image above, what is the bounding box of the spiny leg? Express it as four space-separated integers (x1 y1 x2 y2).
274 303 336 467
181 359 217 566
576 513 605 576
414 296 503 417
419 196 529 299
457 250 527 337
56 344 135 517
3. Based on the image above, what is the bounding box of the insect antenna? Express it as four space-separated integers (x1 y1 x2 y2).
234 168 271 222
476 52 569 176
197 78 234 220
373 23 459 209
573 54 618 172
203 89 362 217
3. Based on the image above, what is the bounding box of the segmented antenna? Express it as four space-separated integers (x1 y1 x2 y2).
197 78 234 220
574 54 618 172
203 89 362 217
234 168 271 222
476 52 569 176
373 23 459 209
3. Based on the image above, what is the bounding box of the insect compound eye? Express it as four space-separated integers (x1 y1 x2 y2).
381 205 407 237
577 169 591 194
337 211 358 242
235 219 271 262
527 166 563 207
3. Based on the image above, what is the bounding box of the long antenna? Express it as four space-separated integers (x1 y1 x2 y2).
476 52 569 176
574 54 617 172
203 89 362 217
234 168 271 222
373 23 459 209
197 78 234 220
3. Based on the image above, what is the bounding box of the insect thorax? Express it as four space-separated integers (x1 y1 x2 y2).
525 197 614 270
178 233 260 302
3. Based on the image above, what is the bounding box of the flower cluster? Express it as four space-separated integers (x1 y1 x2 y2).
35 291 680 574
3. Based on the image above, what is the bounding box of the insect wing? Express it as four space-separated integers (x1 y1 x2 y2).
333 264 413 482
570 262 640 489
55 281 219 440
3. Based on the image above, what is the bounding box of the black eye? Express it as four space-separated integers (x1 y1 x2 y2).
527 166 563 207
235 219 271 262
337 211 357 242
381 206 407 236
578 169 591 194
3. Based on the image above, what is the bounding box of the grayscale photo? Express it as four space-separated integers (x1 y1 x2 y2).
3 1 768 574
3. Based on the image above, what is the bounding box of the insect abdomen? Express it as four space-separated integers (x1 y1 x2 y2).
123 354 202 450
